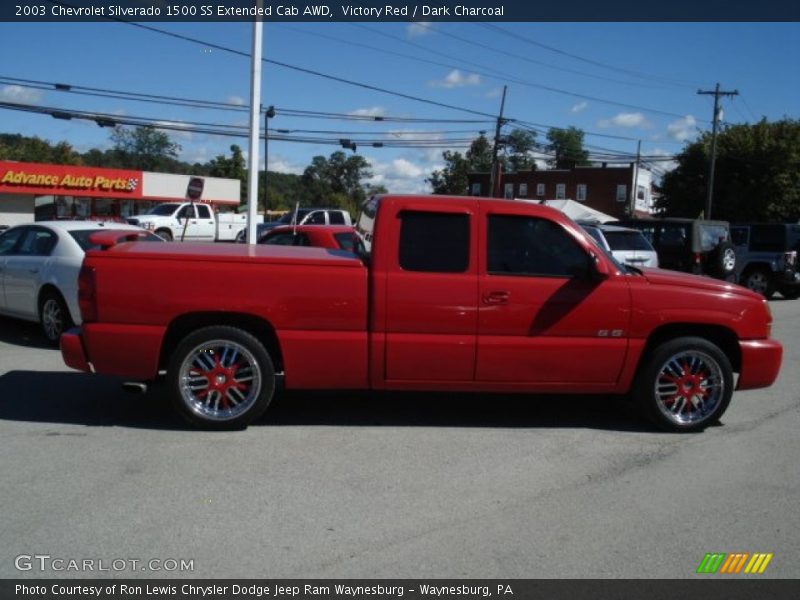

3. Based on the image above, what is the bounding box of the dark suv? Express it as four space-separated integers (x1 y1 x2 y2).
731 223 800 299
615 218 736 280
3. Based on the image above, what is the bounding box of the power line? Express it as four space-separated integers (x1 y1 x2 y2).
478 23 702 90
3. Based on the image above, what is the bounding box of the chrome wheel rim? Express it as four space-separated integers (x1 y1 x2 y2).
722 248 736 272
746 272 768 294
42 298 64 341
179 339 261 421
654 350 724 426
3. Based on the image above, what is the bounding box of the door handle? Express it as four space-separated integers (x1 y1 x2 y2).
482 291 510 305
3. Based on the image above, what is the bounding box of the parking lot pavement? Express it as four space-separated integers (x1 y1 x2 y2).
0 301 798 579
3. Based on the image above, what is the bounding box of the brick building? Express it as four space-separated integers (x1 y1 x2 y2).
467 163 656 219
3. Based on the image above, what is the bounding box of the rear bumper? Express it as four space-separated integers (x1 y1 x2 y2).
737 339 783 390
60 328 92 373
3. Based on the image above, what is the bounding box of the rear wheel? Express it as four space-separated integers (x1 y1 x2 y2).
168 326 276 429
634 337 733 432
39 290 73 345
742 267 775 299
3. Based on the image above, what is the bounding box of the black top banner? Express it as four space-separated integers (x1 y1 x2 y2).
3 0 800 22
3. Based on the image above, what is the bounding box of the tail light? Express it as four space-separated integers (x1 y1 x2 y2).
784 250 797 268
78 265 97 323
694 252 702 264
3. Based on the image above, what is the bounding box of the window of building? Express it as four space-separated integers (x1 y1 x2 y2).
471 183 481 196
576 184 587 202
487 215 589 278
616 185 628 203
399 211 470 273
536 183 545 196
556 184 566 200
504 183 514 199
518 183 528 198
636 185 647 201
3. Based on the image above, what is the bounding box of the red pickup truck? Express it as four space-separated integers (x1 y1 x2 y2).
61 195 782 432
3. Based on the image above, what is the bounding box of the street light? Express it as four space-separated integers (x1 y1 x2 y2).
263 104 275 215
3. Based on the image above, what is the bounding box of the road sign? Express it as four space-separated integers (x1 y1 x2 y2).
186 177 204 201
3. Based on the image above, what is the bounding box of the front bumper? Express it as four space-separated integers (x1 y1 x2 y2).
60 327 92 373
737 339 783 390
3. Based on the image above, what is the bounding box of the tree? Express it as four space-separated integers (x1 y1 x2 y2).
504 128 538 173
207 145 247 203
110 126 181 171
301 150 374 215
428 134 493 195
545 126 589 169
658 118 800 221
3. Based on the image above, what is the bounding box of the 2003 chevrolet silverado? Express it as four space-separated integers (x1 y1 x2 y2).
60 195 782 431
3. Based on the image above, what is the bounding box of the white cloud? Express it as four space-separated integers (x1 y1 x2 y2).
571 101 588 113
647 148 678 173
429 70 481 89
367 157 429 193
407 22 433 37
597 112 651 129
267 155 304 175
348 106 386 118
486 87 504 99
666 115 697 141
0 84 42 105
227 95 245 106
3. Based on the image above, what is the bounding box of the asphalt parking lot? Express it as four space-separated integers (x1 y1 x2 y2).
0 300 798 579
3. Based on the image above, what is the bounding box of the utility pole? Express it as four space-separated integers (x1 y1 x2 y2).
263 104 275 218
489 85 507 198
630 139 641 217
245 13 263 245
698 83 738 219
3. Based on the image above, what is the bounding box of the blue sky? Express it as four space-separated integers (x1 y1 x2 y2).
1 21 798 193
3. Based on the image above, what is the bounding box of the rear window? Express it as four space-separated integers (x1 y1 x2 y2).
69 230 162 251
399 211 469 273
604 231 653 251
698 224 729 252
329 212 345 225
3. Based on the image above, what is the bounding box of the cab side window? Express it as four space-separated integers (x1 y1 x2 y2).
0 228 25 255
18 228 57 256
488 215 588 278
196 205 212 219
399 211 469 273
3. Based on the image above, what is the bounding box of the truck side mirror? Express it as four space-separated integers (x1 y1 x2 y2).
590 251 610 281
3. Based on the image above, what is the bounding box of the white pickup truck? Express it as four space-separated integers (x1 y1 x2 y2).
127 202 260 242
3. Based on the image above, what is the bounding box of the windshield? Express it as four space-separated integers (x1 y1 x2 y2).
604 231 653 251
147 203 181 216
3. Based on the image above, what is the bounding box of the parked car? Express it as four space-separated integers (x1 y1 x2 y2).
236 208 353 243
259 225 364 253
579 222 659 269
616 218 736 280
62 195 781 433
0 221 161 343
127 202 259 242
731 223 800 299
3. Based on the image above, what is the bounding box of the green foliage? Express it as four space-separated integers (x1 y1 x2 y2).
505 129 538 173
301 150 373 215
0 133 83 165
658 118 800 221
428 134 493 195
110 126 181 171
545 126 589 169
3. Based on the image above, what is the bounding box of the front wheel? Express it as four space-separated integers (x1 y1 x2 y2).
155 228 173 242
742 268 775 299
167 326 276 429
779 286 800 300
633 337 733 432
39 290 73 345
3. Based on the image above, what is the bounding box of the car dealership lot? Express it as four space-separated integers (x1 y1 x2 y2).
1 302 798 579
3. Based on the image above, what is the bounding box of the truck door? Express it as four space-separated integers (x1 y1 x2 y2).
476 209 630 385
382 203 478 382
194 204 216 241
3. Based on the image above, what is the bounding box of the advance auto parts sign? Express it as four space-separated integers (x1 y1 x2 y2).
0 161 142 199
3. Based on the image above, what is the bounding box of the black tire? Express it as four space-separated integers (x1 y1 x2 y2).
709 241 736 279
155 228 173 242
167 326 276 430
38 290 73 345
742 267 776 299
633 336 733 432
780 286 800 300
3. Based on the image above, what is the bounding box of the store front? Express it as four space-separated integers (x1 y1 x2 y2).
0 160 241 227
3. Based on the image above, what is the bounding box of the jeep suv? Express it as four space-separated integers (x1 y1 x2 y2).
731 223 800 299
616 218 736 280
